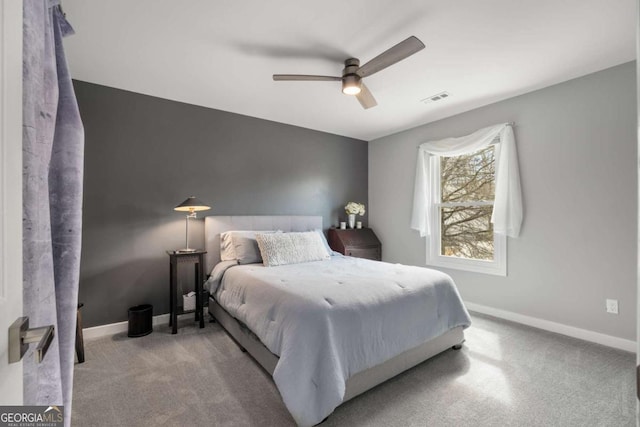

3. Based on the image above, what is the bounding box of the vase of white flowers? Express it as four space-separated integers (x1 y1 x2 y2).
347 214 356 229
345 202 365 229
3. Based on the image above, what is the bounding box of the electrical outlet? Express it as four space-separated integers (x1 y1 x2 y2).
606 299 619 314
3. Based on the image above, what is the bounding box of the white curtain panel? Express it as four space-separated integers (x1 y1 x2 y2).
410 123 523 238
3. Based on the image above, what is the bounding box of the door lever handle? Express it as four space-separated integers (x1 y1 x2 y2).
8 317 55 364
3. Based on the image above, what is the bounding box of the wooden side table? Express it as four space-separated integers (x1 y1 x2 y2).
328 228 382 261
167 250 206 334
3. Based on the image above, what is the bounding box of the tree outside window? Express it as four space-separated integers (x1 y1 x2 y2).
439 146 495 261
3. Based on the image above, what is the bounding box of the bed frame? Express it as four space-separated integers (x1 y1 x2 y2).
204 216 464 405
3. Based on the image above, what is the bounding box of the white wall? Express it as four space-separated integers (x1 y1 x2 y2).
369 62 636 341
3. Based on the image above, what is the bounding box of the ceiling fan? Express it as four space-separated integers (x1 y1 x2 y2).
273 36 425 109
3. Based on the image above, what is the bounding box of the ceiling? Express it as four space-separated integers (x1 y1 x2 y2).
62 0 635 141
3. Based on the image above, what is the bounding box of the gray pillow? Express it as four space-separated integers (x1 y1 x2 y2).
314 229 333 255
221 230 278 261
231 233 271 264
256 231 331 267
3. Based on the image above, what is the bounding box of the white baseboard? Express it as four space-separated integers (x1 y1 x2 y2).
464 301 636 353
83 313 171 340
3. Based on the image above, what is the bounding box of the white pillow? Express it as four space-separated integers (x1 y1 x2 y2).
220 230 278 261
256 231 331 267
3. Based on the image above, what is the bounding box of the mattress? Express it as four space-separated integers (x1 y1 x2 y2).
206 256 471 426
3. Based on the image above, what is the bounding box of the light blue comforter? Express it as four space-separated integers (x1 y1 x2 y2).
206 256 471 426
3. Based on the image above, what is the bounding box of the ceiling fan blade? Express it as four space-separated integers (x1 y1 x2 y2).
273 74 341 81
356 83 377 109
356 36 425 77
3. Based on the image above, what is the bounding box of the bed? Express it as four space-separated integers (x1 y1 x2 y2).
204 215 471 426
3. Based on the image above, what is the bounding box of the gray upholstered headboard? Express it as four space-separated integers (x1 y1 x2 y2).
204 215 323 272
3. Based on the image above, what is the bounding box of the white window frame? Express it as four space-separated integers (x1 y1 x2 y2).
426 152 507 276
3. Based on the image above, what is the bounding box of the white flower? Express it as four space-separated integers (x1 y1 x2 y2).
345 202 366 216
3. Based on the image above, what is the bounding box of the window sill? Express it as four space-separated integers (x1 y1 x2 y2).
426 254 506 276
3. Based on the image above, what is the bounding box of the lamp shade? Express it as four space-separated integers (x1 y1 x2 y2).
174 196 211 212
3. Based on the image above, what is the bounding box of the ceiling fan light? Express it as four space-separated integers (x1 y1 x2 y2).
342 75 362 95
343 85 361 95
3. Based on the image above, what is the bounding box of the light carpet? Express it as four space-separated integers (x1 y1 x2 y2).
72 312 635 426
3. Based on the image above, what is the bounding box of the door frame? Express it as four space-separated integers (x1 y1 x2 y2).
0 0 24 404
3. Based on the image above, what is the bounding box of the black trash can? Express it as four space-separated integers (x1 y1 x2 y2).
128 304 153 337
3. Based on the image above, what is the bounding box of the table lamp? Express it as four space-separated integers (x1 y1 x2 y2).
174 196 211 252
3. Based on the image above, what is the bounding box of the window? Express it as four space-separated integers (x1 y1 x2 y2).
426 144 506 275
411 123 521 274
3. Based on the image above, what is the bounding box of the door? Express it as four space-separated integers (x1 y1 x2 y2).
0 0 23 404
637 0 640 408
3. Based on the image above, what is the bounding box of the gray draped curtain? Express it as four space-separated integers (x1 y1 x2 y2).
22 1 84 425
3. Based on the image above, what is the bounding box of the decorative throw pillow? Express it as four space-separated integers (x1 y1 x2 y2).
256 231 331 267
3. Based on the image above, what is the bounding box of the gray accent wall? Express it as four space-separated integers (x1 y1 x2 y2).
75 81 367 327
369 62 637 341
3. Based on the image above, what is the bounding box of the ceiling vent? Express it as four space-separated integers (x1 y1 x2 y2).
422 91 451 103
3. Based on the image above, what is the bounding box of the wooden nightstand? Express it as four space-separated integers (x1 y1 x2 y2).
328 228 382 261
167 250 206 334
